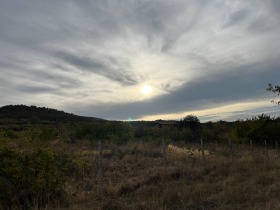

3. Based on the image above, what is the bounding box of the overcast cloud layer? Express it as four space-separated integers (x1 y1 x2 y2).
0 0 280 121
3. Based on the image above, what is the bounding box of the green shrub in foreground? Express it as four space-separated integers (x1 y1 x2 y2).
24 127 58 142
0 148 79 209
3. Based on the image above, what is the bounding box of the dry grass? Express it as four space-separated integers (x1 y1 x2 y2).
63 142 280 210
167 144 212 159
3 140 280 209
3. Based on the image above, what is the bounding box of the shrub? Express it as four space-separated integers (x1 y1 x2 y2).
0 130 18 140
0 148 79 209
24 127 58 141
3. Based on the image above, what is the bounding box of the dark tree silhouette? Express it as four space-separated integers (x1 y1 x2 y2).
179 115 202 141
0 105 104 125
267 84 280 105
181 115 200 128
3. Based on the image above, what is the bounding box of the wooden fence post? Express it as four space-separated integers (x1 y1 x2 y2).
200 138 207 170
264 140 269 159
98 140 103 199
162 139 167 177
250 139 253 151
200 138 205 162
229 138 233 160
276 141 279 157
215 140 218 150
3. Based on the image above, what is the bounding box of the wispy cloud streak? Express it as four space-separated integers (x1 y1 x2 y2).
0 0 279 121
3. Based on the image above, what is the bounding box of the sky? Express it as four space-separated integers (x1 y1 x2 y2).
0 0 280 122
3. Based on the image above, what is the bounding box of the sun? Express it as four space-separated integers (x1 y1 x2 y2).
141 85 153 95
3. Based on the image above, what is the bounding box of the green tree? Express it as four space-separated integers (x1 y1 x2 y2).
241 114 278 145
180 115 200 129
267 83 280 105
179 115 201 141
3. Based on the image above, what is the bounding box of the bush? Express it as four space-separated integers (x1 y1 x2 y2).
24 127 58 141
0 130 18 140
0 148 79 209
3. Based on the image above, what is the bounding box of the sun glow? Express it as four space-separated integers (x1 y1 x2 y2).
140 85 153 95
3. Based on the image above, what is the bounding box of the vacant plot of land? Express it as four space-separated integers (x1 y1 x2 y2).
2 140 280 210
56 142 280 210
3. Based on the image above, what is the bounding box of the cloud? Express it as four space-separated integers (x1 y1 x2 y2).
70 60 280 120
0 0 280 121
222 9 249 28
16 85 58 94
53 50 138 85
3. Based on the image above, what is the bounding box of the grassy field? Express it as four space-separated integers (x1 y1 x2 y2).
2 138 280 210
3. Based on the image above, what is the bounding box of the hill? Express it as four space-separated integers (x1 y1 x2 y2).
0 105 105 127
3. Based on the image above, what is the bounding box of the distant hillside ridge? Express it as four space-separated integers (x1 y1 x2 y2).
0 105 105 124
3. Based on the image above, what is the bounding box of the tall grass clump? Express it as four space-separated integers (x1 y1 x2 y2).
0 147 80 209
24 127 58 142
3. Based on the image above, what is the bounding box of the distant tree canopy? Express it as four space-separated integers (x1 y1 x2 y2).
180 115 200 127
0 105 104 126
267 84 280 105
235 114 280 144
178 115 201 141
